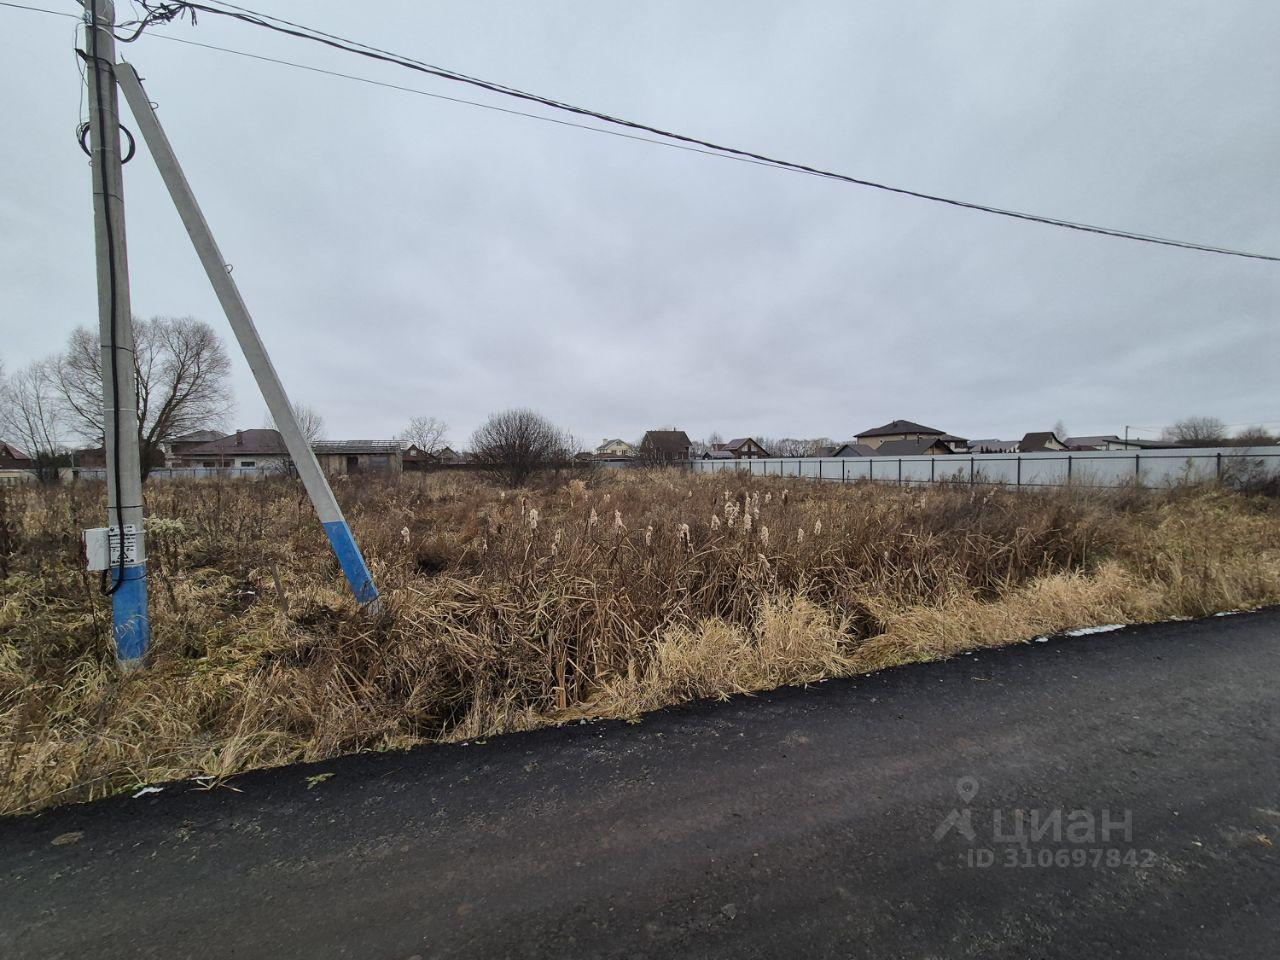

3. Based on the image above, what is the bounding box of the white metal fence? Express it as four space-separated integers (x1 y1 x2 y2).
66 466 279 482
690 446 1280 489
48 447 1280 489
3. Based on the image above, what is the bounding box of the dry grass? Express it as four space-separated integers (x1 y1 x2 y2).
2 471 1278 815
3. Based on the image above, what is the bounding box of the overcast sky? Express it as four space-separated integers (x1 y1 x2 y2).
2 0 1277 448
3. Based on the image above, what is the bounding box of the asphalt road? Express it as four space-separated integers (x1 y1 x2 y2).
3 610 1279 959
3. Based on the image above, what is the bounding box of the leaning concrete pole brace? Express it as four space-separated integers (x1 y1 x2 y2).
114 62 379 609
83 0 150 665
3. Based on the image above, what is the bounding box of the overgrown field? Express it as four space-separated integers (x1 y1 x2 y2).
3 472 1279 814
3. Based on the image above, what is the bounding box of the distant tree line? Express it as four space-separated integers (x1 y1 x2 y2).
1162 416 1275 447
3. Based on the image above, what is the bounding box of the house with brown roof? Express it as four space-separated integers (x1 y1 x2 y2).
177 429 291 469
713 437 771 459
0 441 37 484
402 443 433 471
639 430 693 463
0 442 32 470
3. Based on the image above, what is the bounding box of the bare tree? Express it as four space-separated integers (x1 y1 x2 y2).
469 408 572 487
691 430 724 456
266 401 325 444
398 415 449 455
1232 425 1276 447
56 315 232 477
1 359 66 482
1052 420 1069 441
1162 416 1227 446
770 438 809 458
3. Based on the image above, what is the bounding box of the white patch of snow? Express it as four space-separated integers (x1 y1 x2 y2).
1033 636 1049 643
1063 624 1125 637
132 786 163 798
1213 610 1243 617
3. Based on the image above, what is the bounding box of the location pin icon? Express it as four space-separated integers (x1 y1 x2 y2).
956 777 979 803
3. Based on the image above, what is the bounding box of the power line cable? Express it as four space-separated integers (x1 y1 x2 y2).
6 1 1279 262
132 33 820 175
120 0 1280 263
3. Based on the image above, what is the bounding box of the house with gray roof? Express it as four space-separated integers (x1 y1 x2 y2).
855 420 967 452
1019 431 1069 453
869 437 956 457
828 442 877 458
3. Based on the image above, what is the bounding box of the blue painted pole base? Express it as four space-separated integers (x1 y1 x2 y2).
111 563 150 666
322 520 380 607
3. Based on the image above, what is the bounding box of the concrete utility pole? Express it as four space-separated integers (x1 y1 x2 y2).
83 0 150 665
115 63 380 609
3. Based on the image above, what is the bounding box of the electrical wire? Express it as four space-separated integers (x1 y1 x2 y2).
7 0 1280 262
0 0 72 15
124 0 1280 263
135 33 819 175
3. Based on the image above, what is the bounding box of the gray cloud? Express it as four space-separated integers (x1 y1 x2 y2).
2 0 1276 449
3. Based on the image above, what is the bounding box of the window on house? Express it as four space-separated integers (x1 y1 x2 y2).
241 461 256 467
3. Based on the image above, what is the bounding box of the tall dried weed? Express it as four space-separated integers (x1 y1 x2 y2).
2 472 1278 814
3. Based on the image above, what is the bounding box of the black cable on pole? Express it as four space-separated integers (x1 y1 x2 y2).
84 0 128 594
128 0 1279 263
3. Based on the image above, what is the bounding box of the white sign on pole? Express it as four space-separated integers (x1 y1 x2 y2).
84 523 144 570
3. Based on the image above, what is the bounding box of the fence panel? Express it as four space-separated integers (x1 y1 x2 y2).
691 446 1280 490
899 458 933 485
